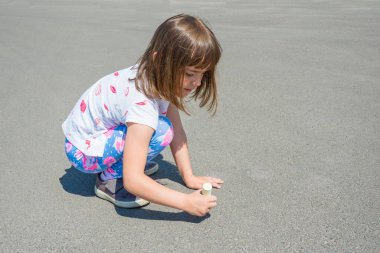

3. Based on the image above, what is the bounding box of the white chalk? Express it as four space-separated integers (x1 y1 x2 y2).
201 183 212 196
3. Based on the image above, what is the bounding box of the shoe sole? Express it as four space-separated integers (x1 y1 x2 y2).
145 162 159 176
94 186 150 208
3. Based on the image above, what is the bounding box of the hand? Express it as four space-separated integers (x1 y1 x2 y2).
184 190 217 216
184 174 224 190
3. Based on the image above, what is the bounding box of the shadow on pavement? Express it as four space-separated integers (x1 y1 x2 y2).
59 166 97 197
150 154 184 186
115 207 209 223
59 155 204 222
60 155 201 221
59 155 183 197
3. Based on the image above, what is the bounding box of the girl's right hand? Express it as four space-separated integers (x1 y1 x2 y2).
184 190 217 216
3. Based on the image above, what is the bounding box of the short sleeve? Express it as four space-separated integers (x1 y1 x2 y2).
125 100 159 130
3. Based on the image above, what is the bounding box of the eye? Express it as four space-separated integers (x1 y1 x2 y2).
185 72 194 77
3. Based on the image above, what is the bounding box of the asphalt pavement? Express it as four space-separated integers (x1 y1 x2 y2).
1 0 379 252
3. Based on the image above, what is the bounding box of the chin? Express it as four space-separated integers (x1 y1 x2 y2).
184 91 193 97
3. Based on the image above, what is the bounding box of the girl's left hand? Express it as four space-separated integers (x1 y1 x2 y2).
184 174 224 190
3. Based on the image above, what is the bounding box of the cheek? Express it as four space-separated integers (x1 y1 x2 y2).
182 77 190 86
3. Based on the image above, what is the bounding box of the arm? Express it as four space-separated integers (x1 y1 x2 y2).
166 104 224 189
166 103 194 181
122 122 216 216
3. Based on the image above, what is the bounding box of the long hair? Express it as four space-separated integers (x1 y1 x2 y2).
135 14 222 115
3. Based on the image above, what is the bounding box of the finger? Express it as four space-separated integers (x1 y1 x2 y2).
197 212 206 217
211 178 224 183
194 189 203 195
208 195 217 202
211 181 223 189
208 177 224 184
209 202 217 208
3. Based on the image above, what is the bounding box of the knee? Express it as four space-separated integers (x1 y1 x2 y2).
158 116 173 131
157 116 174 147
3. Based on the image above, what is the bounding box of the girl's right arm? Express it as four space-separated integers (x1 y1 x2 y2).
122 122 217 216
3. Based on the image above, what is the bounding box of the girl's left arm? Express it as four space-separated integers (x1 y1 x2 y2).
166 103 224 190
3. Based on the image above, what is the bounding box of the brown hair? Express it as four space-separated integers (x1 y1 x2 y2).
135 14 222 115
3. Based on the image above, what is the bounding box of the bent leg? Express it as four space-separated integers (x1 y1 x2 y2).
64 125 126 175
64 117 173 179
147 116 174 161
65 139 103 173
105 116 174 179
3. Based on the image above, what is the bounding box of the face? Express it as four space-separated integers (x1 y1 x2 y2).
181 66 208 97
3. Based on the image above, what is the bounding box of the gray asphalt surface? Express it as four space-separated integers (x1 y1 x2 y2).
1 0 379 252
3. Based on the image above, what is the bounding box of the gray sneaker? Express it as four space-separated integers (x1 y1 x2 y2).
145 161 159 176
94 174 149 208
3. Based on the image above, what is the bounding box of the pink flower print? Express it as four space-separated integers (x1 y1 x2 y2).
82 156 98 171
124 87 129 96
160 128 173 147
95 117 101 126
104 103 109 111
136 100 147 106
105 168 117 176
65 142 73 153
123 110 128 117
88 165 97 171
162 111 167 115
113 137 125 153
74 150 83 160
104 129 114 138
114 71 119 77
94 84 101 96
85 140 91 149
80 100 86 113
103 156 116 167
110 85 116 94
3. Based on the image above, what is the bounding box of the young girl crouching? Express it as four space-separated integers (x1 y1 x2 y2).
62 14 224 217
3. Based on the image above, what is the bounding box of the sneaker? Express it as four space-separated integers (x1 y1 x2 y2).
145 161 159 176
94 174 149 208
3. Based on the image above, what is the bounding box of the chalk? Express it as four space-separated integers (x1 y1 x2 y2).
201 183 212 196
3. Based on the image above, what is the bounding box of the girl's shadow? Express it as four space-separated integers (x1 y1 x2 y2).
59 155 208 223
114 207 209 223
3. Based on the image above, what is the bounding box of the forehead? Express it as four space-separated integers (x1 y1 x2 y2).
185 66 209 73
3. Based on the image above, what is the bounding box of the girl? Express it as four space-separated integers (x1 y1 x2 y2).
62 14 223 217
